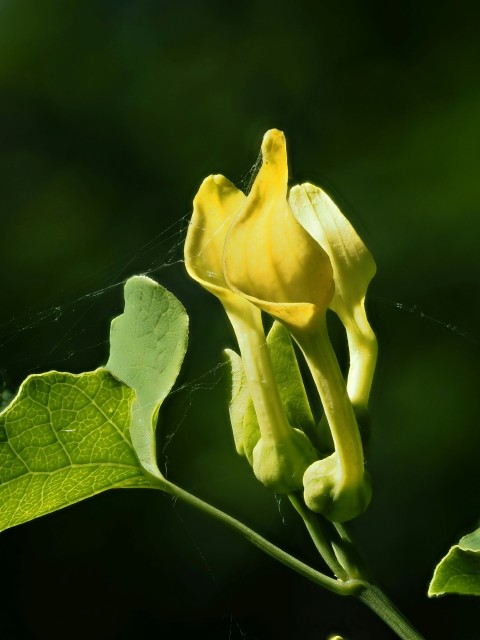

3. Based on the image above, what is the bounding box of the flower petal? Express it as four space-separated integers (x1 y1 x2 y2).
288 183 376 317
224 130 334 329
289 183 377 408
185 174 246 302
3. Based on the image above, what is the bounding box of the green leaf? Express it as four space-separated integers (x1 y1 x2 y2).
0 275 189 532
459 529 480 552
224 348 249 456
428 526 480 596
267 321 315 434
106 275 188 479
223 349 260 463
0 369 153 533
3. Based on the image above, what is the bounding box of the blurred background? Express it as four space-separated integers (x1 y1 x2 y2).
0 0 479 638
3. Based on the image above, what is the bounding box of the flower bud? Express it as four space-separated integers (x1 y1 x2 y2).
303 452 372 522
289 183 377 409
289 183 376 318
253 429 317 494
223 129 334 331
186 164 314 494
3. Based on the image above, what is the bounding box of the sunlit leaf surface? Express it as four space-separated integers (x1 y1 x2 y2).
0 369 152 532
106 275 188 478
429 527 480 596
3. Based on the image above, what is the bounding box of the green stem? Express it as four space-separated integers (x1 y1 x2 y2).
288 493 370 583
154 476 424 639
226 303 291 442
288 492 348 581
330 522 371 581
288 491 424 639
158 478 361 597
358 585 426 640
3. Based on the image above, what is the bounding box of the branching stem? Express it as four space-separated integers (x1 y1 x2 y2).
152 477 426 639
158 478 361 597
358 585 426 640
288 492 348 581
289 491 426 640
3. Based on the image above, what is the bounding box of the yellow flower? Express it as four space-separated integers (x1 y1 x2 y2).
289 183 375 319
185 129 336 338
184 173 248 311
184 129 374 519
184 158 316 494
289 184 377 409
223 129 334 331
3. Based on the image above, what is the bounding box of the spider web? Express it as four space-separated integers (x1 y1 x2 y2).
0 189 478 639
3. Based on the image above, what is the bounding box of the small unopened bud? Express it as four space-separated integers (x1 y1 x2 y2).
303 452 372 522
253 429 317 494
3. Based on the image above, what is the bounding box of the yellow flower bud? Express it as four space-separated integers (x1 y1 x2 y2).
289 183 375 317
289 184 378 409
185 161 315 494
223 129 334 331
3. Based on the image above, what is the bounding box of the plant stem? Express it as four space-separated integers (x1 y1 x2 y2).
358 585 426 640
156 477 425 639
288 492 348 581
292 318 364 492
227 304 291 442
344 301 378 410
329 522 371 581
289 491 424 639
159 478 361 597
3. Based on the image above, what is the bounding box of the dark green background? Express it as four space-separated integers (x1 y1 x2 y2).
1 1 479 638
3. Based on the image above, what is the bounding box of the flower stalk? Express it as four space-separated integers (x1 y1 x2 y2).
344 300 378 410
291 318 371 522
